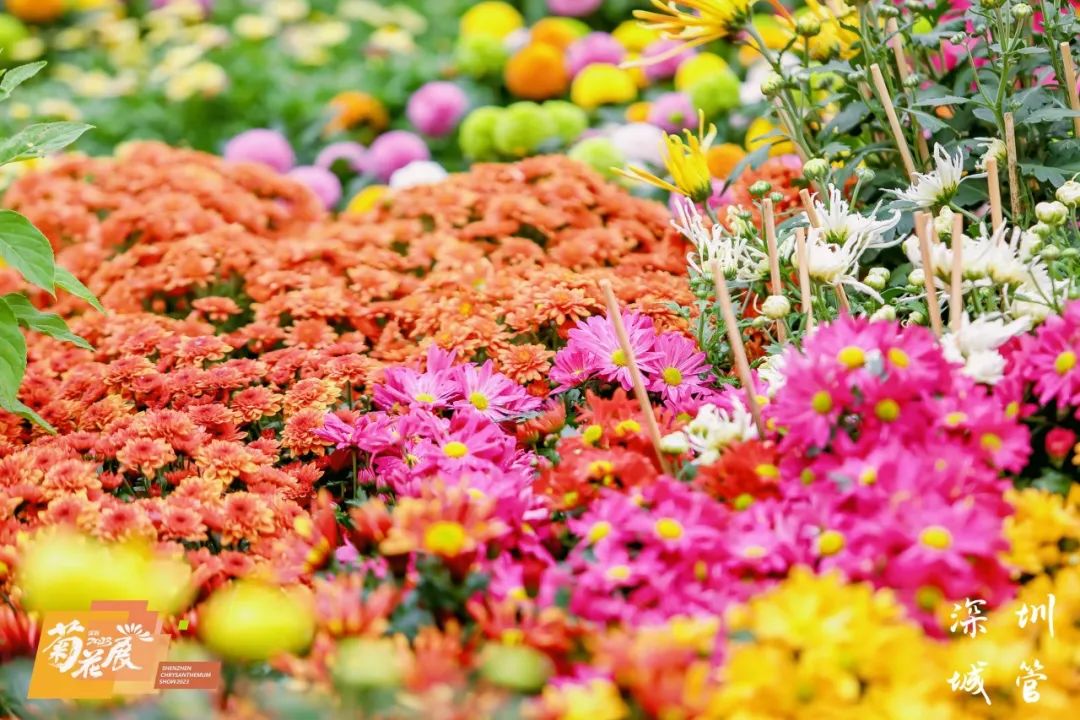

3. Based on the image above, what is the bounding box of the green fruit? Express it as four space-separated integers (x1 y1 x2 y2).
459 106 504 161
454 34 508 79
479 644 553 693
493 102 556 158
543 100 588 147
0 14 29 54
567 137 625 179
689 71 741 118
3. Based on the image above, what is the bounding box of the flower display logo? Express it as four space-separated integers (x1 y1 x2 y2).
28 601 174 699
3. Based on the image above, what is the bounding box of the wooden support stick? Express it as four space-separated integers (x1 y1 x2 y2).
711 260 766 438
950 213 964 332
834 283 851 315
1003 112 1021 218
887 18 930 165
599 281 672 475
762 199 787 343
799 189 821 228
986 155 1004 232
1061 42 1080 137
869 63 917 182
795 227 815 332
914 213 944 337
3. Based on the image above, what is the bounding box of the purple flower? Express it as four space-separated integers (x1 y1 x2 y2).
315 141 367 174
566 32 626 77
547 0 604 17
366 130 431 183
406 82 470 138
287 166 342 209
647 92 696 133
223 129 295 173
641 39 697 82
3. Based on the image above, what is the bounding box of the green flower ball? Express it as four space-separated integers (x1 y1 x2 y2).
0 14 29 54
459 106 504 161
543 100 588 147
454 34 509 79
568 137 625 180
689 71 742 118
493 102 556 158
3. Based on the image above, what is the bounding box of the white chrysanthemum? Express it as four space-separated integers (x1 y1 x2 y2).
389 161 449 189
802 226 885 300
611 123 667 167
684 401 758 465
812 185 901 248
755 352 788 397
976 138 1007 172
940 315 1031 385
671 197 768 282
890 144 965 208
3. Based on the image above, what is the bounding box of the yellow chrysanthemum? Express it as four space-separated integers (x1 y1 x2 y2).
634 0 755 62
617 112 715 202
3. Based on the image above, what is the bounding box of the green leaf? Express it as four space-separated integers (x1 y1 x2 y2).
0 122 93 165
1 293 92 349
0 210 55 292
1020 106 1080 125
911 95 969 107
0 62 47 101
0 297 28 406
54 265 103 311
821 101 869 136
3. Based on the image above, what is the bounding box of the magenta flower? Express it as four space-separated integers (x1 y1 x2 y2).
547 0 604 17
451 360 542 421
414 409 518 476
407 82 470 137
550 343 600 393
646 92 697 133
366 130 431 182
640 39 696 82
223 129 295 172
374 365 456 411
643 332 710 405
564 311 660 391
287 166 342 209
315 141 367 174
566 32 626 77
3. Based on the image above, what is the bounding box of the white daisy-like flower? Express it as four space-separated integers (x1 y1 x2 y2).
975 138 1007 172
755 352 788 397
802 225 885 301
890 143 965 208
671 197 768 282
940 314 1031 385
684 401 758 465
812 185 901 248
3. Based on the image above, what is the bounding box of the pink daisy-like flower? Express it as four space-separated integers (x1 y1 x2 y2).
643 332 711 405
452 360 542 421
565 311 660 391
413 409 518 476
550 344 599 393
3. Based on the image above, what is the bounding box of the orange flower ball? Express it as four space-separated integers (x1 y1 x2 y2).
325 91 389 136
505 43 569 101
7 0 65 23
707 143 747 179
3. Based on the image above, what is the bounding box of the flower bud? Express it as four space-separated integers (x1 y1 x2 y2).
802 158 830 182
1062 247 1080 259
1056 180 1080 207
855 167 875 183
1045 427 1077 463
845 69 866 84
769 191 785 204
761 294 791 318
749 180 772 197
1041 245 1062 260
1011 3 1033 20
864 267 890 291
934 207 956 238
1036 200 1069 226
760 72 785 97
871 305 897 321
950 32 968 45
908 268 925 286
907 310 925 325
796 14 821 36
1030 222 1054 239
978 0 1004 9
878 5 900 17
903 73 922 89
751 315 772 328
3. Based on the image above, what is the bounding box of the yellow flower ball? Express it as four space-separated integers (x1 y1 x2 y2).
675 52 730 92
346 185 389 215
460 1 523 40
625 101 651 123
570 64 637 111
7 0 64 23
198 581 315 663
612 19 658 53
745 116 796 157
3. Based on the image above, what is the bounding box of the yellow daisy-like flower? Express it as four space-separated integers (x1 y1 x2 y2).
634 0 755 58
617 111 715 202
787 0 860 61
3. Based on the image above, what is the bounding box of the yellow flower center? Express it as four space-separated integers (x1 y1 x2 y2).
661 367 683 386
859 467 877 485
423 521 467 556
837 346 865 369
587 460 614 481
733 493 754 510
742 545 767 559
469 391 489 411
1005 401 1019 418
611 349 628 367
563 491 579 506
414 392 436 403
501 628 524 645
944 411 967 427
694 560 708 581
606 564 631 581
981 433 1002 452
800 468 815 485
755 463 779 479
1055 350 1076 375
874 399 900 422
811 390 833 414
615 419 641 436
915 585 943 610
887 348 910 368
655 517 684 540
817 530 845 556
919 526 953 550
443 441 469 459
582 424 603 445
587 521 612 543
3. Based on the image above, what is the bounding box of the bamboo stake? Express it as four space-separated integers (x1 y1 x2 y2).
887 18 930 166
711 260 766 437
914 213 944 337
834 283 851 314
985 155 1004 232
799 189 821 228
869 63 917 182
795 227 814 332
1060 41 1080 137
598 280 672 475
950 213 964 332
1003 112 1021 218
762 199 787 343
